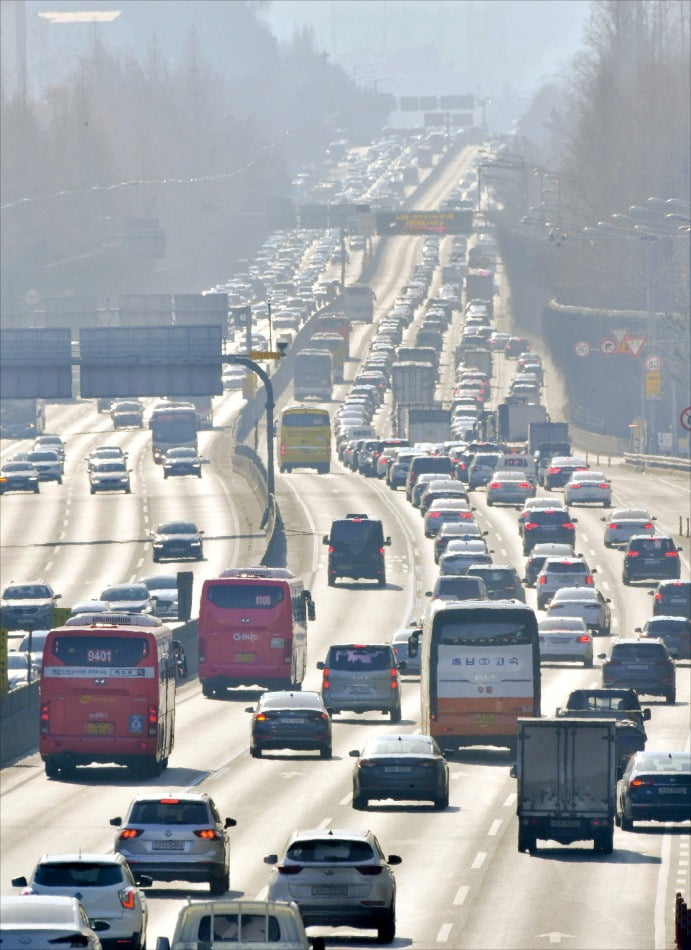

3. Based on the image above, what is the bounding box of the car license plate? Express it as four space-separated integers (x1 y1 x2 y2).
235 653 255 662
312 885 347 896
385 766 411 773
283 717 305 724
349 686 372 695
658 787 685 795
152 840 185 850
628 664 649 670
85 722 113 735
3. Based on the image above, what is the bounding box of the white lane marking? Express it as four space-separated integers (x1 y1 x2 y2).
45 561 53 572
436 923 453 942
339 793 351 806
488 819 502 836
503 793 517 807
317 816 331 829
471 852 486 869
654 831 672 949
453 885 469 905
253 886 269 900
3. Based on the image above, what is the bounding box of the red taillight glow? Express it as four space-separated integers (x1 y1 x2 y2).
119 889 136 910
563 522 574 530
280 443 286 457
194 829 219 840
665 551 679 558
525 523 537 531
570 482 582 489
598 483 609 489
255 712 268 722
577 635 591 643
428 512 440 518
148 704 158 736
627 551 640 558
160 798 179 804
40 703 49 735
547 467 559 474
539 576 547 585
585 575 594 584
489 482 501 489
119 828 143 839
630 777 654 788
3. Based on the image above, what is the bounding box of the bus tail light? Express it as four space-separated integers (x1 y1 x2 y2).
148 705 158 736
40 703 50 735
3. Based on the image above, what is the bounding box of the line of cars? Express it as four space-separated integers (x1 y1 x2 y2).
0 434 66 493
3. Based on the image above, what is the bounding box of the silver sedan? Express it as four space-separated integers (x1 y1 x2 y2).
538 617 593 666
602 507 656 547
563 471 612 506
486 470 536 506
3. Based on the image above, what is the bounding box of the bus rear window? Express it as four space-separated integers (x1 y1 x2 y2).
51 636 150 666
282 412 329 427
438 618 533 646
206 584 285 609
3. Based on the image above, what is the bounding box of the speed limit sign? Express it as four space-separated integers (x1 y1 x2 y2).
574 341 590 358
645 355 663 371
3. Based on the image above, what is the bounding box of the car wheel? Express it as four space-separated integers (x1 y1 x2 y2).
44 757 59 779
376 906 396 944
197 472 202 478
328 573 336 587
250 746 262 758
584 657 593 668
435 790 449 810
620 812 634 832
201 683 215 698
622 575 630 586
389 705 402 724
125 486 131 493
486 499 493 506
209 867 229 896
34 485 40 494
152 554 159 563
378 573 386 587
353 792 368 810
319 745 332 760
594 828 613 853
57 477 63 485
666 690 676 705
90 487 96 494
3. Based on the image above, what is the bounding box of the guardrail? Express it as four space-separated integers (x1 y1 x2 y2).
623 452 691 473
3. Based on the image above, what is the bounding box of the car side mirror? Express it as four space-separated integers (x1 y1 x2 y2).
156 939 171 950
385 537 392 546
605 598 611 603
643 709 651 721
571 517 578 522
509 764 517 779
597 653 607 660
12 876 28 887
307 599 316 621
387 854 402 865
110 817 122 827
349 750 360 757
316 661 325 670
322 535 329 545
136 875 153 888
408 630 421 657
245 706 254 713
224 818 237 829
634 627 642 633
264 854 278 865
647 590 654 596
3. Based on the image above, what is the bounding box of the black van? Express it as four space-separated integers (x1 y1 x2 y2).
323 513 390 586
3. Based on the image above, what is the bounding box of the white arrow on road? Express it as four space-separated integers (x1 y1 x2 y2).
537 933 575 945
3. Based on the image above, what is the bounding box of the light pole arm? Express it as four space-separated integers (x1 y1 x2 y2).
224 356 275 497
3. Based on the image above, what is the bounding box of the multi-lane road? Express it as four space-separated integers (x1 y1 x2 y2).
1 145 689 950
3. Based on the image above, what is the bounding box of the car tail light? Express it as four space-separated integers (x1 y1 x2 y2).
255 712 268 722
358 758 377 769
278 865 303 874
577 635 591 644
357 865 384 875
328 545 335 554
525 523 537 531
322 668 330 690
665 551 679 558
489 481 501 489
40 702 50 735
119 828 143 840
428 512 440 518
194 829 220 840
598 482 609 489
563 522 574 530
570 482 582 489
609 522 619 529
119 888 136 910
630 777 654 788
319 712 329 721
547 467 559 474
585 575 594 584
518 482 530 488
627 551 640 558
643 522 653 529
390 669 398 690
148 704 158 737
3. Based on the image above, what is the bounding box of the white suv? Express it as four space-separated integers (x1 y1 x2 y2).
265 829 401 943
11 853 148 949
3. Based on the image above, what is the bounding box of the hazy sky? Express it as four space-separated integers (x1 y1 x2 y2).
262 0 591 104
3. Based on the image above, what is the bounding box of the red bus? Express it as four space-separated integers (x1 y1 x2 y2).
39 614 176 780
314 312 351 358
198 568 315 697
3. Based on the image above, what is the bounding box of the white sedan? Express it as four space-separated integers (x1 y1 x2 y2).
538 617 593 667
602 507 656 547
563 471 612 506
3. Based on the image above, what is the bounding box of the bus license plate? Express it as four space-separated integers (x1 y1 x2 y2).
475 713 495 724
235 653 255 662
85 722 113 735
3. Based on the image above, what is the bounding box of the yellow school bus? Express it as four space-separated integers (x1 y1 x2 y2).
279 405 331 474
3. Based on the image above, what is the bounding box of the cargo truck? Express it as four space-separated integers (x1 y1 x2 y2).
528 421 571 454
293 349 333 401
310 332 345 383
342 284 375 323
512 717 616 854
0 398 46 438
398 406 450 444
396 346 438 372
391 361 437 408
497 402 548 442
464 271 494 312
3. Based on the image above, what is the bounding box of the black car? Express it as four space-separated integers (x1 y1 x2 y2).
245 690 332 759
0 461 40 494
151 521 204 562
542 455 589 490
636 616 691 660
622 534 681 584
323 513 390 586
650 579 691 617
465 565 526 602
599 638 676 703
616 750 691 830
350 733 449 810
522 508 577 554
162 447 203 478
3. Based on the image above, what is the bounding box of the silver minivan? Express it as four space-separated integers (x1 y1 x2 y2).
317 643 402 722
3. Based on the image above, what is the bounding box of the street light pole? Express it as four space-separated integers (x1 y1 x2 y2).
225 355 276 502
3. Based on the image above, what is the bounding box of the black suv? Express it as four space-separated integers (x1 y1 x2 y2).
465 565 526 602
324 514 391 586
622 535 681 584
650 579 690 617
598 638 676 704
522 508 577 554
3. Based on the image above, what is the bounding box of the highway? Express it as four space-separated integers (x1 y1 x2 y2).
1 142 689 950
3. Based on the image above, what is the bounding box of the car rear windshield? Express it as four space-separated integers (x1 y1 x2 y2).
205 584 284 609
531 511 571 524
286 839 375 863
630 538 675 553
129 800 210 824
610 644 668 660
435 578 486 597
330 521 383 550
197 915 281 943
34 862 123 887
327 646 393 671
545 562 587 574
